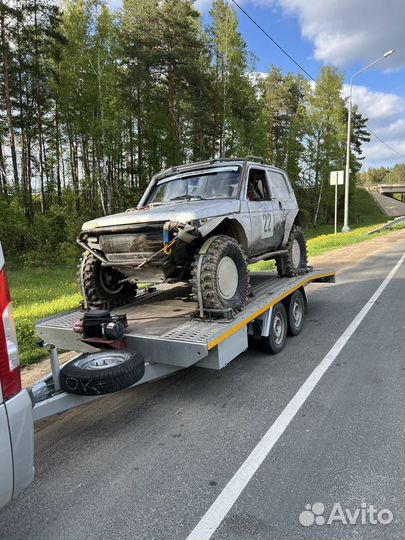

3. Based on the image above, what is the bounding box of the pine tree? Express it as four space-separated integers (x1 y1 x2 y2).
260 67 308 182
0 0 374 258
208 0 252 157
0 2 19 190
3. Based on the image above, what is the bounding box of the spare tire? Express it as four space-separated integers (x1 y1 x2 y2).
60 351 145 396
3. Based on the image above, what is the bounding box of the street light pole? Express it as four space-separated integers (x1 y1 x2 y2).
342 83 353 233
342 49 395 233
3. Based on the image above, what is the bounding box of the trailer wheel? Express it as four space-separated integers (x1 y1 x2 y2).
258 302 287 354
285 289 305 336
60 351 145 396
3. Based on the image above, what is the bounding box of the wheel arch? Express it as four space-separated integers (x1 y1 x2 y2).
201 217 249 253
293 210 307 230
281 209 306 247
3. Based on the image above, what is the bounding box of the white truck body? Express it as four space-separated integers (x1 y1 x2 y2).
0 243 34 510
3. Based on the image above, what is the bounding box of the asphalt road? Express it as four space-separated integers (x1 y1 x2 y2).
369 191 405 217
0 234 404 540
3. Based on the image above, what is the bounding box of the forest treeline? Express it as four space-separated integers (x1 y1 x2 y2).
358 163 404 185
0 0 370 263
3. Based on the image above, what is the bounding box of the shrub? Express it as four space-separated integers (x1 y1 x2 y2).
0 200 30 257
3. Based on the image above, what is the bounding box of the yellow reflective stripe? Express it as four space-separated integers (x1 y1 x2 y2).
207 272 335 350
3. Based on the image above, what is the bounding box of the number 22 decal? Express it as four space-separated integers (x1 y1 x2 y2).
262 212 273 238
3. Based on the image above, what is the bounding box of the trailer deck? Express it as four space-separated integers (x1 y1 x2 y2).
36 270 334 365
32 269 335 421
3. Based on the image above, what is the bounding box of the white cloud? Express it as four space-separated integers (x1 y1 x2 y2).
272 0 404 70
341 85 405 169
343 84 404 124
360 140 405 169
373 118 405 141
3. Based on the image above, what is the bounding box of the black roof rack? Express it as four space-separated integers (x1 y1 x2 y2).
243 155 264 164
154 158 238 180
154 156 267 181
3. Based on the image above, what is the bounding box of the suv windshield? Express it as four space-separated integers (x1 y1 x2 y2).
146 167 241 205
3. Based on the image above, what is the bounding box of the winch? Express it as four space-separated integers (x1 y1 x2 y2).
73 309 128 348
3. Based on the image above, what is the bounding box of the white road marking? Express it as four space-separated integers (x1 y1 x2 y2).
186 252 405 540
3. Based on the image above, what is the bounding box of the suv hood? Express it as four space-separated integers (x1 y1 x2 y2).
82 199 241 231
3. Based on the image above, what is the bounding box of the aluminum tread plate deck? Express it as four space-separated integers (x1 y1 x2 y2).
35 270 334 367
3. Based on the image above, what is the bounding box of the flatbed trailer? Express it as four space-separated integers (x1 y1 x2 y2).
30 269 335 422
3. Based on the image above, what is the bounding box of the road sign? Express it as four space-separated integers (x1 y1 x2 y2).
330 170 344 234
330 170 344 186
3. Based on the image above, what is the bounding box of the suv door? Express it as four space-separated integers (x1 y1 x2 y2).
267 169 296 245
246 167 281 255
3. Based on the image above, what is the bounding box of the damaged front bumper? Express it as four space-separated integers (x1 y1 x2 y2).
77 222 166 267
77 221 200 280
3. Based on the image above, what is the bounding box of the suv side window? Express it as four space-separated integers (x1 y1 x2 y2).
247 168 270 201
267 170 291 200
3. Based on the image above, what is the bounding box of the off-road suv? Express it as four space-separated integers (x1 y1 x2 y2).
78 157 307 313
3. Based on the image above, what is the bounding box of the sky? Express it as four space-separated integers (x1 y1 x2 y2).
109 0 405 170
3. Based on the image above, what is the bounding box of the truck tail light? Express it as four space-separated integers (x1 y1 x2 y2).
0 268 21 400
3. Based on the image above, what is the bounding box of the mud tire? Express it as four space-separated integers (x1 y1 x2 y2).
191 236 249 314
79 253 137 309
275 225 308 277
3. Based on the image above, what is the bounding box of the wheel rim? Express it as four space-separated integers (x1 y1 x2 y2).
75 351 129 370
292 298 303 327
100 268 125 295
291 239 301 268
216 256 239 300
273 313 285 345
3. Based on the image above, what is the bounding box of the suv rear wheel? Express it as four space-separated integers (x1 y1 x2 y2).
192 236 249 314
276 225 308 277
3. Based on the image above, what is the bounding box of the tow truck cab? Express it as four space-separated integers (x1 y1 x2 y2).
0 243 34 509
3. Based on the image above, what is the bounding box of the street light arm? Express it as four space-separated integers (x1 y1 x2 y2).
350 50 395 84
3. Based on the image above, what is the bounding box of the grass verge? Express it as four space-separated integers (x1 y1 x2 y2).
7 266 80 365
